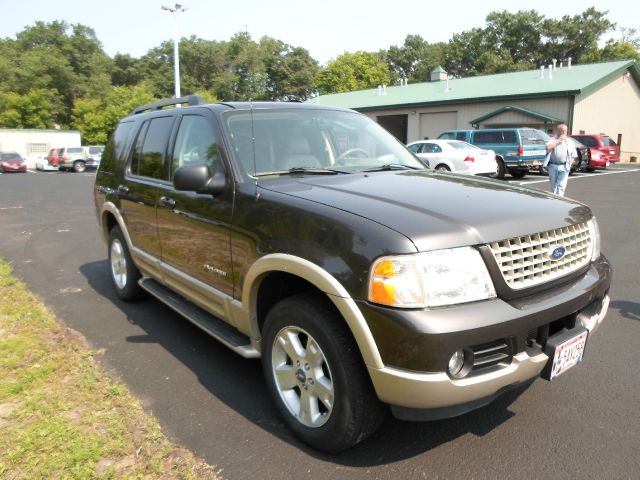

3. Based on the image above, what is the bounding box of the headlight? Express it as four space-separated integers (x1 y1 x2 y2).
368 247 497 308
587 217 601 261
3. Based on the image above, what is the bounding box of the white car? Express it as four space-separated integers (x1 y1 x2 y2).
35 155 59 171
407 140 497 175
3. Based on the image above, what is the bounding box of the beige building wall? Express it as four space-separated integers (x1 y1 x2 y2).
363 96 571 143
573 72 640 162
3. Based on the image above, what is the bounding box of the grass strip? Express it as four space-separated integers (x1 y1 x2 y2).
0 258 220 479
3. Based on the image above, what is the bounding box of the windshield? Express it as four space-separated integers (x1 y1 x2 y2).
1 153 22 161
223 108 425 177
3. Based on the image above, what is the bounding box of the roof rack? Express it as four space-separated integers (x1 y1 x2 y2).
130 95 204 115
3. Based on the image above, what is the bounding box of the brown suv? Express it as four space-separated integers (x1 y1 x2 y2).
94 96 612 452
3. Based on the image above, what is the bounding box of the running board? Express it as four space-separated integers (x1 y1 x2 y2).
138 278 259 359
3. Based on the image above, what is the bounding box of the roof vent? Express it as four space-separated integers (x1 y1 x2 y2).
548 64 553 80
540 66 545 79
430 65 447 82
568 57 572 70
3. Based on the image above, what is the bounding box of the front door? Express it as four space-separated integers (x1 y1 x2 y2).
156 111 235 316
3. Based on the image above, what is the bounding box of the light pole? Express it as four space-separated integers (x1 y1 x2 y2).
161 3 187 99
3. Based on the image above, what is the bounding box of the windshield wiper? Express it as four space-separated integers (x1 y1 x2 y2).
362 163 422 172
254 167 348 177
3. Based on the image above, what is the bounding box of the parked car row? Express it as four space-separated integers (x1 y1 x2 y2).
45 145 105 172
407 128 618 178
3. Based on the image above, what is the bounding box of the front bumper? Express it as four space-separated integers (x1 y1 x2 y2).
361 256 611 412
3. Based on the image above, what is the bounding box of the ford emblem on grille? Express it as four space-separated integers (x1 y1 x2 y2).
548 245 566 261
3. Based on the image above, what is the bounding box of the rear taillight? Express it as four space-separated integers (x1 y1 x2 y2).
464 155 475 162
518 144 524 156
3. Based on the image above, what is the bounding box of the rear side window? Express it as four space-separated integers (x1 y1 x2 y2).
407 144 421 153
474 131 517 144
455 132 467 141
131 116 173 180
601 136 617 146
68 147 84 154
88 146 104 155
423 143 442 153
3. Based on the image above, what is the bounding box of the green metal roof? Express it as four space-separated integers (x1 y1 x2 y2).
312 60 640 111
469 105 565 126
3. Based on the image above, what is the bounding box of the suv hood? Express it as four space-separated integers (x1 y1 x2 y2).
260 171 591 252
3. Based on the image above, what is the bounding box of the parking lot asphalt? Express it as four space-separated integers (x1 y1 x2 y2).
1 167 639 479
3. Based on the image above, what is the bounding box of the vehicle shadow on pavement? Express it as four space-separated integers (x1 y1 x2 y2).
80 259 530 466
609 300 640 321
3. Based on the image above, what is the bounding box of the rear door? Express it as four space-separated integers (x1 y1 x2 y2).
520 129 548 162
120 114 175 267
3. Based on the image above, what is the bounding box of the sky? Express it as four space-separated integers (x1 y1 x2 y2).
1 0 639 65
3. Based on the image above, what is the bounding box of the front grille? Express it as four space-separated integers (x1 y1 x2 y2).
488 223 591 290
469 339 513 375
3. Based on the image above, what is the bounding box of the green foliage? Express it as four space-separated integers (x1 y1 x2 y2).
72 85 155 144
316 51 391 94
0 89 64 129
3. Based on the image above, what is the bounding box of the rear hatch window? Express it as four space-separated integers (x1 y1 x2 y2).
521 129 549 145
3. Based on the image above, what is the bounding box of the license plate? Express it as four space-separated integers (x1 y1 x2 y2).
523 150 546 157
606 161 610 166
610 150 615 155
531 160 541 166
548 330 588 380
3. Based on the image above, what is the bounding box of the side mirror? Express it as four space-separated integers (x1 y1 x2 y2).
173 163 226 195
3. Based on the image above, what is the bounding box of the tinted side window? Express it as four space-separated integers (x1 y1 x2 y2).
407 144 421 153
455 132 467 141
503 131 517 143
171 115 219 177
68 147 85 154
132 116 173 179
438 132 455 140
473 131 501 143
601 136 617 146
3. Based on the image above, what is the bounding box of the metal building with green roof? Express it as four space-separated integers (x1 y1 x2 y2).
312 59 640 162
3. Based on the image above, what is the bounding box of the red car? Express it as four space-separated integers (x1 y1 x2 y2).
0 151 27 173
571 134 620 165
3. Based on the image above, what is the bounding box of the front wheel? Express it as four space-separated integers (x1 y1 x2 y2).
108 226 144 301
434 164 450 172
262 293 385 452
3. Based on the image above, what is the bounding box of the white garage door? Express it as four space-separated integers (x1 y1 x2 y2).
420 112 457 140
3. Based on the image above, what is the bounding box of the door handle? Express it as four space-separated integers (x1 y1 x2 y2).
159 196 176 208
117 185 130 194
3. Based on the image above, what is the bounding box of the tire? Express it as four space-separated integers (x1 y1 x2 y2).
262 293 386 452
489 157 506 179
509 169 527 179
73 161 86 173
108 226 144 301
435 164 450 172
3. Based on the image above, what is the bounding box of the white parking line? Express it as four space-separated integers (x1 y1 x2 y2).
517 167 640 185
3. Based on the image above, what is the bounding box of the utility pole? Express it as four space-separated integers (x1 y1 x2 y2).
161 3 187 99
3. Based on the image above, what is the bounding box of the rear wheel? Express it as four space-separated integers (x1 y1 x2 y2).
108 226 144 301
489 157 506 179
73 161 86 173
435 164 450 172
262 293 386 452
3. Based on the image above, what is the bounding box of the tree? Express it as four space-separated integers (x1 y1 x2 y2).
541 7 615 63
384 35 446 83
316 51 391 94
72 85 155 144
0 89 64 129
260 37 318 100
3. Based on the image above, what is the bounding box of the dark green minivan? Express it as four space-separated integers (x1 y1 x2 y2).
438 128 550 179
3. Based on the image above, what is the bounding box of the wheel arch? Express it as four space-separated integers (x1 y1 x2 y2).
99 202 134 251
243 254 384 369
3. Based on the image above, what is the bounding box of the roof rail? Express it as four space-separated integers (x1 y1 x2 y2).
130 95 204 115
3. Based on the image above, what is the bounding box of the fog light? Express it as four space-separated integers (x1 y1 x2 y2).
448 350 465 377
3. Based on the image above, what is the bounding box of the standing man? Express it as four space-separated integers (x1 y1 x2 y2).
543 123 577 196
